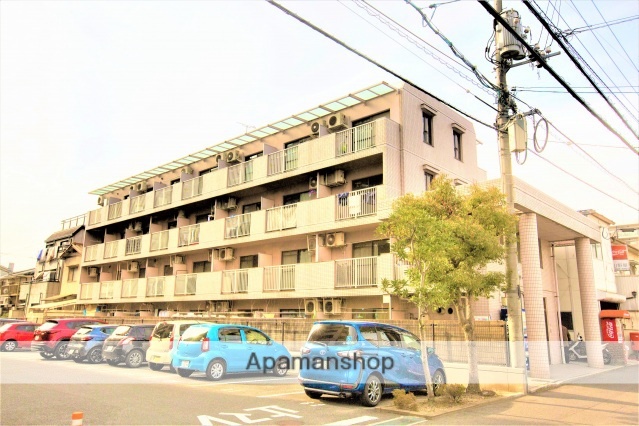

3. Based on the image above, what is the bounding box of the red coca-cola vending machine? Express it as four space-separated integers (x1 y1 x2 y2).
599 310 631 363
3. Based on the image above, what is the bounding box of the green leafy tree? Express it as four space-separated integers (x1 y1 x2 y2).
378 176 517 394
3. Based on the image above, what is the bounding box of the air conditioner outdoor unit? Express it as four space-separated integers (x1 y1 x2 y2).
133 222 143 232
137 182 148 192
323 170 345 187
127 261 139 272
226 149 243 163
220 197 237 210
323 298 342 315
304 299 322 315
215 153 225 164
325 232 345 248
309 176 318 190
181 166 194 175
97 196 104 206
170 255 185 265
88 267 99 277
219 248 235 261
327 113 351 131
307 234 318 251
310 120 327 136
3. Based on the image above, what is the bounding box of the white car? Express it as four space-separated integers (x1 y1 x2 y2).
146 320 206 372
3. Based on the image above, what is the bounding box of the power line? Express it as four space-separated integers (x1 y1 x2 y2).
266 0 497 131
479 0 639 155
588 1 639 74
562 14 639 37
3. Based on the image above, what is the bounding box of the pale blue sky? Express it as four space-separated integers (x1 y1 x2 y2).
1 1 637 271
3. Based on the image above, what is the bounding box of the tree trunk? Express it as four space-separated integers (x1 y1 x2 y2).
418 314 434 399
457 299 481 393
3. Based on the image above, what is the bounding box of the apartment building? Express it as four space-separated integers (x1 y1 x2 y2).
76 82 486 320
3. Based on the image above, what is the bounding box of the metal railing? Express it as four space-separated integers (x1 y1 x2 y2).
61 214 87 230
150 230 169 251
79 283 94 300
175 274 197 296
99 281 114 299
227 160 254 187
336 187 377 220
103 241 120 259
263 265 296 291
85 245 99 262
221 270 248 294
182 176 203 200
335 121 376 156
265 204 297 232
121 279 139 298
88 209 102 226
125 236 142 255
146 277 165 297
129 194 146 214
267 145 298 176
108 202 123 220
335 256 377 288
178 224 200 247
224 214 251 239
154 186 172 208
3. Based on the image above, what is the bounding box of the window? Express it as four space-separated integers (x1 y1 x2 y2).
195 214 211 224
243 202 261 214
285 136 311 149
283 191 313 205
170 178 180 185
425 171 435 191
351 110 390 127
423 111 434 146
193 261 211 273
246 152 263 160
352 175 383 190
68 267 78 282
282 249 311 265
352 240 390 258
219 327 242 343
244 329 269 345
453 130 462 161
240 255 258 269
199 167 215 175
279 308 303 318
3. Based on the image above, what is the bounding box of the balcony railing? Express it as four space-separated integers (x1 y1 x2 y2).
150 230 169 251
146 277 165 297
263 265 296 291
104 241 120 259
178 224 200 247
99 281 115 299
88 209 102 226
225 214 251 239
336 187 377 220
85 245 99 262
125 236 142 255
175 274 197 296
182 176 203 200
227 160 254 187
221 270 248 294
129 194 146 214
154 186 172 208
121 279 139 298
61 214 87 230
267 145 298 176
335 121 376 156
108 202 123 220
79 283 94 300
265 204 297 232
335 256 377 288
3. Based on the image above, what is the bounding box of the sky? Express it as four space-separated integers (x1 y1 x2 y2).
1 0 638 272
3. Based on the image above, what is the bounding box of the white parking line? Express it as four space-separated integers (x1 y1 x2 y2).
257 391 305 398
187 377 295 387
326 416 378 425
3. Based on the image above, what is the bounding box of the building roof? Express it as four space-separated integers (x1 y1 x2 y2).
44 225 83 244
89 82 396 196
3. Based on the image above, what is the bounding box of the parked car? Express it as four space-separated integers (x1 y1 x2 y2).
0 321 39 351
146 320 205 372
172 324 291 380
66 324 118 364
298 321 447 407
32 318 105 360
0 318 23 326
102 324 154 368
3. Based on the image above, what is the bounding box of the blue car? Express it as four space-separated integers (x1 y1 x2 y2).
66 324 118 364
298 321 446 407
172 324 291 380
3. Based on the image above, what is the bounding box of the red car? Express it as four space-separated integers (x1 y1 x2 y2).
0 321 39 352
32 318 104 359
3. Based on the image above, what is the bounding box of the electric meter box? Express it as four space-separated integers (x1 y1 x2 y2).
508 115 527 153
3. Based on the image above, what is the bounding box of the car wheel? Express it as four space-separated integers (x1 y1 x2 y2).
304 390 322 399
125 349 144 368
432 369 446 394
603 351 612 365
206 359 226 381
86 347 103 364
106 359 119 366
54 342 71 360
2 340 17 352
148 362 163 371
40 351 55 359
360 374 383 407
272 357 289 377
177 368 193 378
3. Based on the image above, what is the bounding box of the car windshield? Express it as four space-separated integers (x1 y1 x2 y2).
74 327 93 336
153 323 173 339
38 321 59 331
112 326 132 336
307 324 358 346
181 327 209 342
0 324 12 332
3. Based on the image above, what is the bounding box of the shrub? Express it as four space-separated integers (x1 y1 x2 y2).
443 384 466 403
392 389 418 411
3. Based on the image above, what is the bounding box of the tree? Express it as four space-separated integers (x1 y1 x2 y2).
378 176 517 394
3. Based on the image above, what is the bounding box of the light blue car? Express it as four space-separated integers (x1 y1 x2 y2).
172 324 291 380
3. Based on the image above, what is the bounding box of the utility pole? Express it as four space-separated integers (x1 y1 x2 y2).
494 0 526 374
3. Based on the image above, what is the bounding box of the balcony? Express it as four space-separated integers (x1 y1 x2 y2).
267 145 298 176
129 194 146 214
182 176 203 200
146 277 165 297
175 274 197 296
121 279 139 298
126 236 142 255
228 160 254 187
335 257 377 288
103 240 120 259
225 214 252 239
265 204 297 232
85 245 99 262
263 265 295 291
100 281 115 299
336 187 378 220
154 186 173 208
336 121 376 156
178 224 200 247
222 270 249 294
108 202 123 220
150 230 169 251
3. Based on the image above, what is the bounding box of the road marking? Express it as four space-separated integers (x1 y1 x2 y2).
371 416 427 425
326 416 378 425
257 391 305 398
187 377 296 387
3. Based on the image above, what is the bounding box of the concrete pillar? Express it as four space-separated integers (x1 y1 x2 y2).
574 237 604 368
519 213 550 379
